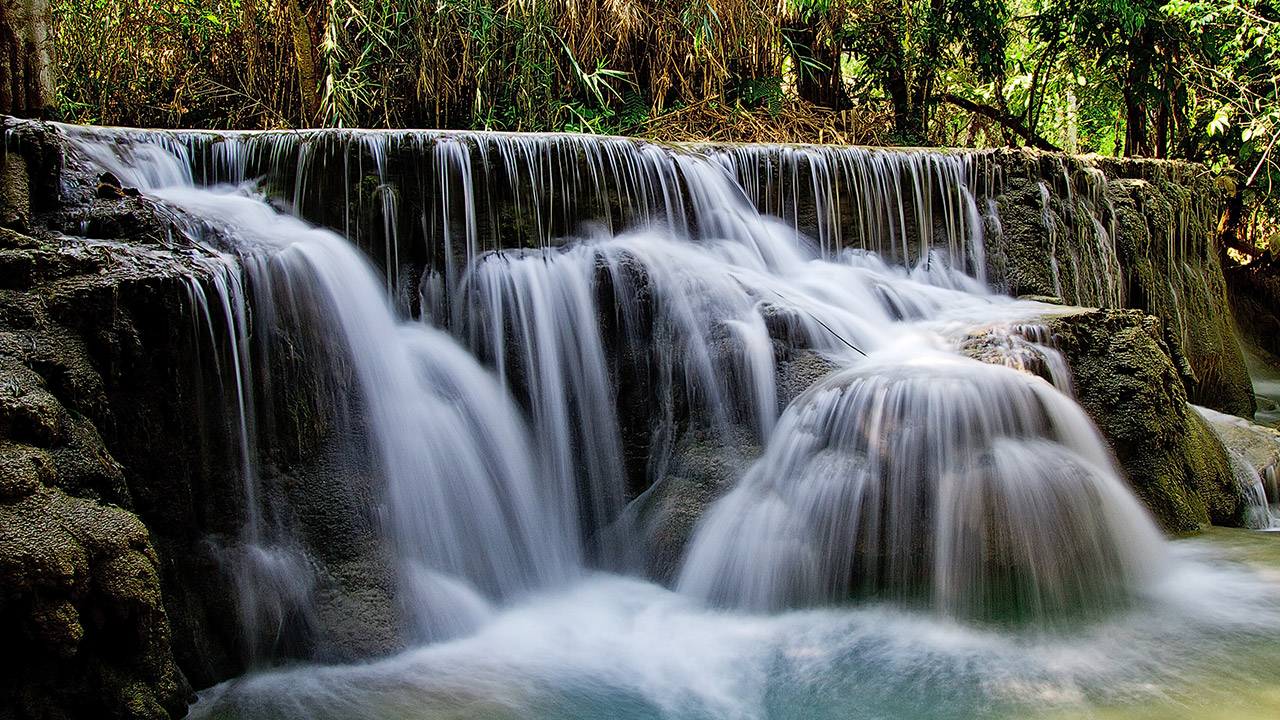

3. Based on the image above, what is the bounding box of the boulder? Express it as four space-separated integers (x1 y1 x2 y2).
1048 309 1243 532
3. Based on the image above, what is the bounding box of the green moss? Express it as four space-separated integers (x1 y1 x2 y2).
1050 309 1243 532
0 359 64 446
988 152 1254 418
1105 177 1253 416
0 486 189 719
0 442 53 499
992 178 1058 299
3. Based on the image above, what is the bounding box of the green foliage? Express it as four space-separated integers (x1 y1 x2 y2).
38 0 1278 196
842 0 1010 143
1164 1 1280 185
53 0 296 128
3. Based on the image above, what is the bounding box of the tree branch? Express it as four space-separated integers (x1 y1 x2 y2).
936 93 1062 152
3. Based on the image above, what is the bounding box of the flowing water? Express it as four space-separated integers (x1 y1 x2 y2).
50 124 1280 718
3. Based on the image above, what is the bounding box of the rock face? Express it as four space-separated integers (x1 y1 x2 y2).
1048 309 1242 532
0 231 198 715
0 122 225 715
0 485 189 719
0 124 404 717
626 429 761 586
989 152 1253 417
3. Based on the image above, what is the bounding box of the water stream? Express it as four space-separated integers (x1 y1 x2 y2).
55 124 1280 718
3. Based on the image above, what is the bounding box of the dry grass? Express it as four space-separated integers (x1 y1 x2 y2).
639 97 893 145
51 0 896 146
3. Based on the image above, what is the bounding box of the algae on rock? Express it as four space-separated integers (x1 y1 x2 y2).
988 151 1253 418
1049 309 1243 532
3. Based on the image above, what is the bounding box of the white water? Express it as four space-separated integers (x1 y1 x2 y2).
75 129 581 646
53 124 1280 717
678 353 1167 619
187 547 1280 720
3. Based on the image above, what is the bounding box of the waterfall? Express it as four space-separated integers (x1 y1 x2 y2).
677 352 1167 621
1231 452 1280 530
59 122 1183 654
70 127 581 650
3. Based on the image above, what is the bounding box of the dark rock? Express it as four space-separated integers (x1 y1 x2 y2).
626 429 762 586
0 152 30 231
0 486 192 720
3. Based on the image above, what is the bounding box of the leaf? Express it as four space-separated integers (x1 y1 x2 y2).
1209 108 1232 136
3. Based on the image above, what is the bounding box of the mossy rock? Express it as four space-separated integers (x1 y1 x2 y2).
986 151 1253 419
1106 178 1253 416
1050 309 1243 532
0 486 191 720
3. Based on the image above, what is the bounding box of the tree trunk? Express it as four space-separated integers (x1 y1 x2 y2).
792 17 844 110
241 0 263 94
1218 186 1252 262
0 0 54 117
1065 84 1079 153
286 0 320 127
1154 100 1169 159
1122 85 1149 157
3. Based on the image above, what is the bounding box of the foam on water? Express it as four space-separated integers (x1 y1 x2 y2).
186 542 1280 720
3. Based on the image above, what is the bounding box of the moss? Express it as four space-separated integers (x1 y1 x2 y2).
29 597 83 658
0 486 190 719
0 359 64 446
0 443 54 499
1050 309 1242 532
987 151 1254 418
991 178 1058 299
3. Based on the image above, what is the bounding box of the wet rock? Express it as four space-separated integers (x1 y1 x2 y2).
776 349 840 409
1049 309 1243 532
0 485 192 720
0 152 30 231
988 151 1253 418
0 229 218 714
0 442 52 499
1194 405 1280 502
626 429 762 586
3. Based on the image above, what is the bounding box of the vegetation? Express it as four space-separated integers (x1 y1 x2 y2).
43 0 1280 250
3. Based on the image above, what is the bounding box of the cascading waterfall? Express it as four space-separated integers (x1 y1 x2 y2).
62 122 1175 619
183 256 325 660
72 128 581 647
677 352 1167 620
47 122 1280 718
1230 452 1280 530
453 159 999 556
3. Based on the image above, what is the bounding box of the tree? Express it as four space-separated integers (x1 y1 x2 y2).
1163 0 1280 258
1033 0 1192 157
0 0 55 116
785 0 850 110
844 0 1009 144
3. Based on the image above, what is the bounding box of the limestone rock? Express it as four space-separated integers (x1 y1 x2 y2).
1049 309 1243 532
989 151 1254 418
0 485 191 719
1194 405 1280 502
